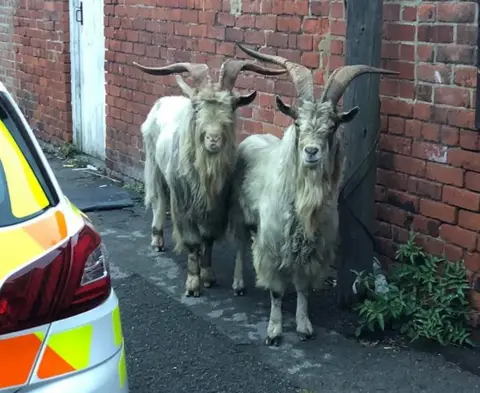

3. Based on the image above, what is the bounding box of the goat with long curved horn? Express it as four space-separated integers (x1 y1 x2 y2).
229 43 398 346
135 54 285 298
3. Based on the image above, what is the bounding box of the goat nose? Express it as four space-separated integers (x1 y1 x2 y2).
305 146 319 155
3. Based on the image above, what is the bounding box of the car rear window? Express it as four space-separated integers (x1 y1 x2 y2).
0 95 56 227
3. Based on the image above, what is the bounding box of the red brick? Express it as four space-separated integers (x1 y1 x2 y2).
277 15 301 32
465 172 480 193
412 215 440 237
412 141 448 163
297 34 313 51
329 2 343 18
217 12 234 26
301 52 319 69
421 123 439 142
437 2 476 23
244 31 265 45
388 117 404 135
377 168 409 191
379 134 411 155
416 234 445 256
434 86 470 108
444 244 464 262
425 162 463 187
375 221 392 238
255 15 277 30
457 25 477 46
418 25 454 44
225 27 243 42
446 109 475 130
418 4 436 22
443 185 480 211
277 49 301 64
454 66 477 88
436 45 476 65
440 224 477 251
383 3 400 21
459 210 480 232
419 199 457 223
408 178 442 200
330 20 346 36
465 253 480 273
235 14 255 28
459 131 480 152
417 44 434 62
416 63 451 84
416 84 432 102
376 203 412 228
266 32 288 48
448 149 480 172
384 23 415 42
401 6 416 22
310 1 329 16
440 126 459 146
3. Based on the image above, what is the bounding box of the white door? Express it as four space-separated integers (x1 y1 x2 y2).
69 0 106 160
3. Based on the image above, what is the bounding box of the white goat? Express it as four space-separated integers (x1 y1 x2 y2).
229 43 397 345
134 58 285 297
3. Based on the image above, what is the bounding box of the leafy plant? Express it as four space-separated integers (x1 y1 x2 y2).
353 232 474 347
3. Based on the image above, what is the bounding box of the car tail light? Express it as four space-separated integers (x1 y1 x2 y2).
0 218 111 335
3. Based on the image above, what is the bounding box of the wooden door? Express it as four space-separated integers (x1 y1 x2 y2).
69 0 106 160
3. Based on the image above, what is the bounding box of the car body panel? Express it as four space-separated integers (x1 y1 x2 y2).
0 83 129 392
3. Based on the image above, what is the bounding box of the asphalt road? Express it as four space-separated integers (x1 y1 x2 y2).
115 274 300 393
49 154 480 393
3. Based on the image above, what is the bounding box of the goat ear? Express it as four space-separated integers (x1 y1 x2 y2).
175 75 195 99
338 106 359 124
233 90 257 109
276 95 298 120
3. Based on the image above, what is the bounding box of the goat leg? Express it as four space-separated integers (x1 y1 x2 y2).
265 290 284 346
185 248 201 297
232 239 248 296
294 274 315 341
200 240 216 288
150 180 168 252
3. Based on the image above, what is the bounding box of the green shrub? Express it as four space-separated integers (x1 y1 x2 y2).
353 232 474 347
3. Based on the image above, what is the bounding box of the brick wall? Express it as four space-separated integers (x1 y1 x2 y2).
0 0 72 144
104 0 480 313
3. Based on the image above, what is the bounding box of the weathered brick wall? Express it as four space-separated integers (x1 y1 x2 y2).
0 0 72 144
104 0 478 311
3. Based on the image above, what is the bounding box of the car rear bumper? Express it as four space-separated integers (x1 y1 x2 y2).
20 342 129 393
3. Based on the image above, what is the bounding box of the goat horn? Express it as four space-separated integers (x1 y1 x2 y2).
218 58 286 91
133 62 209 85
321 65 399 105
236 43 314 101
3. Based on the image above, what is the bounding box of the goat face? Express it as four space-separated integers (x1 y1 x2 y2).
286 100 359 169
192 89 241 154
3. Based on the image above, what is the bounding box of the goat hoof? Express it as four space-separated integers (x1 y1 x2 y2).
265 335 282 346
233 288 245 296
203 280 216 288
297 332 315 341
152 245 165 252
185 290 201 297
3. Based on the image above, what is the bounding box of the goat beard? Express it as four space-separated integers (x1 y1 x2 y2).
194 143 235 210
294 162 329 239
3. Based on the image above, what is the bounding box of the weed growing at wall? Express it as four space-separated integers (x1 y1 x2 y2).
353 232 474 347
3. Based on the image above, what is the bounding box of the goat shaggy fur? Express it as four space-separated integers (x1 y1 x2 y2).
229 43 397 345
137 58 286 297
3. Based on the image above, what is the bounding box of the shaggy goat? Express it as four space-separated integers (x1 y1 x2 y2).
134 58 286 297
229 43 397 345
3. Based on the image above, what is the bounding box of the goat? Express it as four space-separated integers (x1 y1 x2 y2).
229 43 397 345
134 57 286 297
